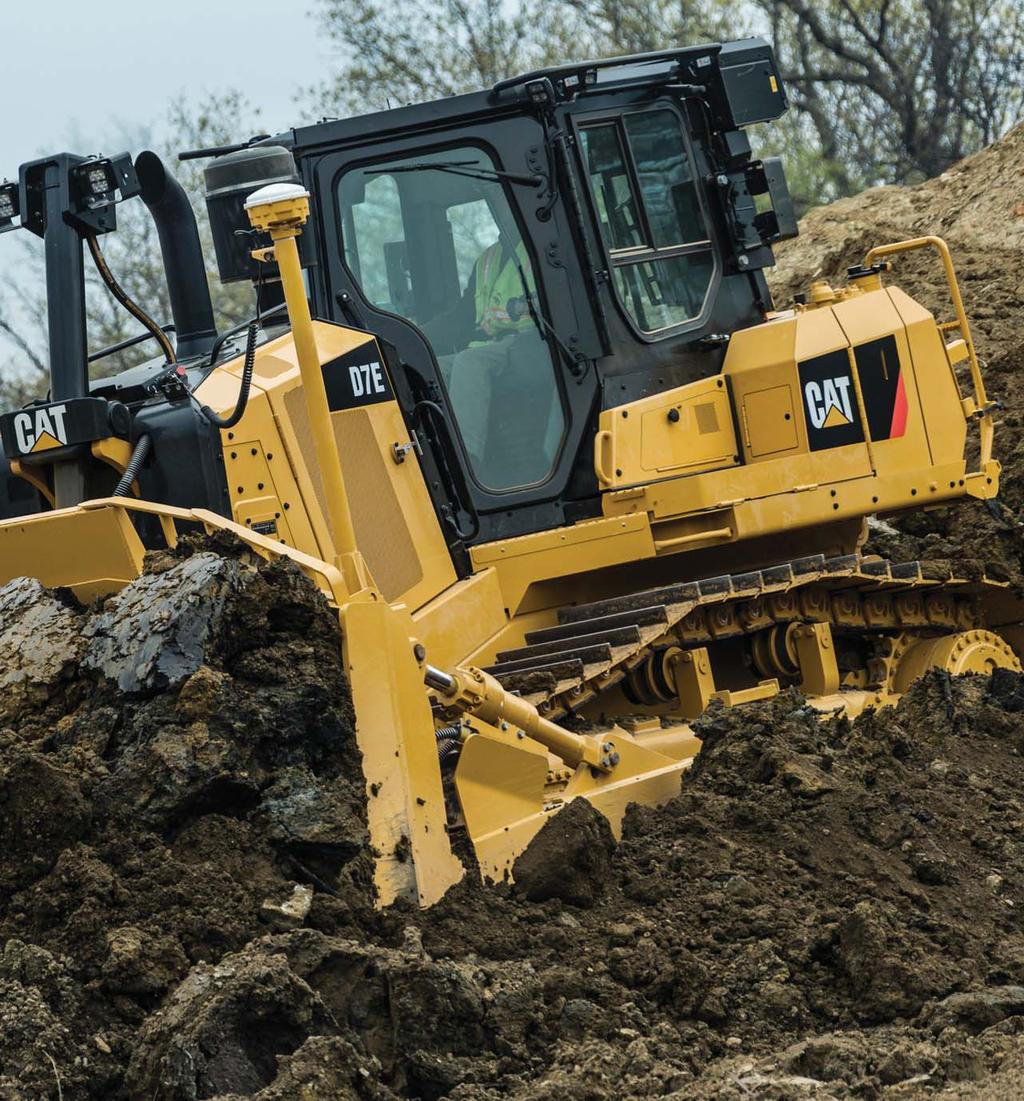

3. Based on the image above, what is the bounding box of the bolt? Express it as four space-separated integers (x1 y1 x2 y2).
517 730 525 740
738 255 750 269
501 721 509 731
412 642 426 662
610 752 621 766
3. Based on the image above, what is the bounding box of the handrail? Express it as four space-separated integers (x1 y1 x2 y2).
79 496 354 607
864 236 993 464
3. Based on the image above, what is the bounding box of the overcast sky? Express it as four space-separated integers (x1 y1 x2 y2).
0 1 330 376
0 0 327 173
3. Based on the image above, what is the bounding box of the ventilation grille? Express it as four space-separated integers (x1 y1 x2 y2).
284 389 422 601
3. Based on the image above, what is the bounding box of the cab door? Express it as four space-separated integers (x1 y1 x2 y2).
309 118 601 549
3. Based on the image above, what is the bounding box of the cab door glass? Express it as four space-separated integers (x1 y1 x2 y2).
580 109 715 334
582 125 645 251
624 110 705 247
338 148 566 493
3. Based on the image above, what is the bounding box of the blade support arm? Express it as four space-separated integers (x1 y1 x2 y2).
425 664 617 772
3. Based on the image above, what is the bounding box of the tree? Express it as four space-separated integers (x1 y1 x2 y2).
758 0 1024 185
312 0 1024 199
0 91 261 410
308 0 594 114
308 0 749 114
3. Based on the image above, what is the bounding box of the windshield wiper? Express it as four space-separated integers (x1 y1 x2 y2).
505 250 586 379
366 161 543 188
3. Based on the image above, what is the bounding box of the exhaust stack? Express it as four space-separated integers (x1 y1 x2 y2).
136 151 217 358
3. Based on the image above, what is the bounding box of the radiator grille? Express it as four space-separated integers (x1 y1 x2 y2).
284 389 422 601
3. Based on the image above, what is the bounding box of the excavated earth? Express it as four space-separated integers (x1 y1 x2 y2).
4 127 1024 1099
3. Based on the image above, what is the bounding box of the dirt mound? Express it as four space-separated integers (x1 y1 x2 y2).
5 539 1024 1097
0 541 374 1099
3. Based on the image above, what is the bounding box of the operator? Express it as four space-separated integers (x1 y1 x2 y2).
424 237 543 485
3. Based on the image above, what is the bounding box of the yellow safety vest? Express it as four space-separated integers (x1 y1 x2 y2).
474 241 534 337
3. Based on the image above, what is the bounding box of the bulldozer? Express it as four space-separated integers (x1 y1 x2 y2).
0 38 1019 907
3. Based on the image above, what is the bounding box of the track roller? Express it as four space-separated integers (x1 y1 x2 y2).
751 623 801 681
624 646 685 705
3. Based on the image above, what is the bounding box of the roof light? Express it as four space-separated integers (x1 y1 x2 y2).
72 157 119 209
0 180 19 231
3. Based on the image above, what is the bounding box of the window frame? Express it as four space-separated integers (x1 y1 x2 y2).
572 100 719 339
333 139 571 496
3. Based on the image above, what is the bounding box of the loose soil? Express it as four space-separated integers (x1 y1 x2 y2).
5 126 1024 1099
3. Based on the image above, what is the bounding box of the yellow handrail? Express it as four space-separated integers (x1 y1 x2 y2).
864 236 993 464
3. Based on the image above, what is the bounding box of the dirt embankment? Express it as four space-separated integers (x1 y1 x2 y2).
5 126 1024 1099
4 541 1024 1100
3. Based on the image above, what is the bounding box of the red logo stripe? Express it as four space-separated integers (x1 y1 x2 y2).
889 373 908 438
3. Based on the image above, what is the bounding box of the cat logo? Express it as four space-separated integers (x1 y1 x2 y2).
11 403 69 455
803 376 855 430
798 350 865 452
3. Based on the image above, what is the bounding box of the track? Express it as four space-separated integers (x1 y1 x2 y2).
484 552 1017 717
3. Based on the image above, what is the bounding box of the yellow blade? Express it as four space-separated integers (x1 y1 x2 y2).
0 505 146 602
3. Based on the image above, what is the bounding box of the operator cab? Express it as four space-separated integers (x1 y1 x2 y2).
288 37 795 546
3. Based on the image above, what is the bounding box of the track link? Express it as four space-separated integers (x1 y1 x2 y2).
484 552 1013 717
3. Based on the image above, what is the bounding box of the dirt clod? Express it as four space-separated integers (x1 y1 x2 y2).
511 795 616 907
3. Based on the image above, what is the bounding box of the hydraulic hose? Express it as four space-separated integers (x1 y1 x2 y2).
86 234 177 364
113 434 152 497
198 321 258 430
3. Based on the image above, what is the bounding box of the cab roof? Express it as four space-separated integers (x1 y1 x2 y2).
286 37 780 155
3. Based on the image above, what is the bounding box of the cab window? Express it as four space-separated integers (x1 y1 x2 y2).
338 148 566 493
579 108 714 333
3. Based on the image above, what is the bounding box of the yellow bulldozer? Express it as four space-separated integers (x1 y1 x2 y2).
0 39 1018 906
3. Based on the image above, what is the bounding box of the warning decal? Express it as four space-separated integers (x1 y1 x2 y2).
855 334 908 441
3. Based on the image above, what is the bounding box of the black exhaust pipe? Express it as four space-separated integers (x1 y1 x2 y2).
136 151 217 358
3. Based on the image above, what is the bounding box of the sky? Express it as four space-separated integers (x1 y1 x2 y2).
0 1 327 171
0 0 330 378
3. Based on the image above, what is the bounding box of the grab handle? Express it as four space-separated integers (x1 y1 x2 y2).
864 236 992 463
594 428 615 488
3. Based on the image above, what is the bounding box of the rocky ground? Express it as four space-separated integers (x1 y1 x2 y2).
4 127 1024 1099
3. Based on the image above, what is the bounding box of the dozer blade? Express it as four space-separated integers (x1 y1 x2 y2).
0 502 147 603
